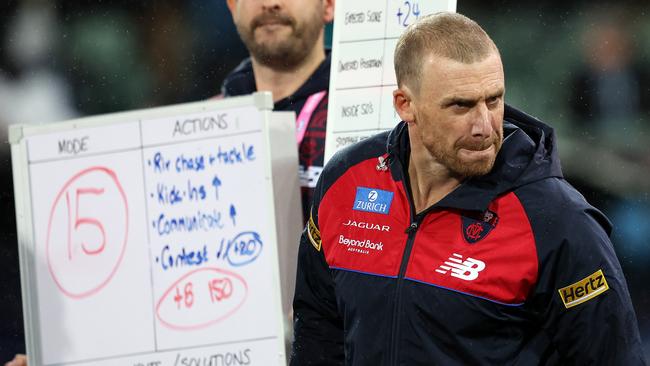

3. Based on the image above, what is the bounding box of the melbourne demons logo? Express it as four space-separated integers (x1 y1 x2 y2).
461 209 499 244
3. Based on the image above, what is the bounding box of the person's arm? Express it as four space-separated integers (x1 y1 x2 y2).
535 206 646 365
290 212 344 365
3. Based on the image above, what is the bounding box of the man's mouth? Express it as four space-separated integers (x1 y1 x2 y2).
458 144 495 160
257 20 286 27
460 141 494 152
252 14 293 30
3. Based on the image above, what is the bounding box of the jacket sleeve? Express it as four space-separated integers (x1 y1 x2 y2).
533 203 647 365
290 209 344 365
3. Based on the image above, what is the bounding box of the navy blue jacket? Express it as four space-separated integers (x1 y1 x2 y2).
291 105 646 365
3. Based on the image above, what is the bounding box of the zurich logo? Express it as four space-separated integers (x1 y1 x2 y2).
368 190 378 202
353 187 393 215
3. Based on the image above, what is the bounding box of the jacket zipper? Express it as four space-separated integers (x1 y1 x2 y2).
388 217 421 365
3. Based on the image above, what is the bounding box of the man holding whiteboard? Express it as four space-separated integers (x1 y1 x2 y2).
291 12 647 364
5 2 335 365
222 0 335 223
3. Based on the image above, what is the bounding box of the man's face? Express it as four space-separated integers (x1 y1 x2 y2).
228 0 328 70
407 52 505 178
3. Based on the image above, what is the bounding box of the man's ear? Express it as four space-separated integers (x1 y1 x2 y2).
393 86 416 123
226 0 237 16
323 0 335 23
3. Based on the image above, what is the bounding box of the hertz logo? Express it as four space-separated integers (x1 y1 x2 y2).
558 269 609 309
307 214 322 251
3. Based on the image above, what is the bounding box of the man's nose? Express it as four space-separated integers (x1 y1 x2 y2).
471 103 492 138
261 0 282 11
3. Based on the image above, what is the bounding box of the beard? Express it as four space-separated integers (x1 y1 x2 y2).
236 8 323 71
427 127 503 178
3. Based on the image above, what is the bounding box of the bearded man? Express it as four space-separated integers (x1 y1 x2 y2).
223 0 334 223
3 3 336 366
291 12 646 365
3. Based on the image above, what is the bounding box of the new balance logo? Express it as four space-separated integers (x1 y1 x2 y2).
435 253 486 281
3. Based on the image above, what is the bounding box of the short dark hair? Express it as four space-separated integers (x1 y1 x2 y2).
394 12 499 94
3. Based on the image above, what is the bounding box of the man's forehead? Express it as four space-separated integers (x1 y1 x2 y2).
424 54 504 92
440 76 505 95
426 52 502 74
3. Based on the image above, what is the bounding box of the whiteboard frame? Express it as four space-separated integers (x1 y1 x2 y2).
10 92 291 366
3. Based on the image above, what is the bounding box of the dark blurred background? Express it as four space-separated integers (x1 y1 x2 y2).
0 0 648 361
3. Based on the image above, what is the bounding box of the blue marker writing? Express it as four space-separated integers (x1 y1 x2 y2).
159 244 209 271
154 209 224 236
225 231 263 267
229 204 237 226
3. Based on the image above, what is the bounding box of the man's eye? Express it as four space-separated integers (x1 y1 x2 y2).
487 96 500 105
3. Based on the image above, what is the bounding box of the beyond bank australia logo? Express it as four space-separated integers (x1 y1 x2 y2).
353 187 394 215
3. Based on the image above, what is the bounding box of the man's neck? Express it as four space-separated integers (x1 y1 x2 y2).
407 138 463 214
250 39 325 102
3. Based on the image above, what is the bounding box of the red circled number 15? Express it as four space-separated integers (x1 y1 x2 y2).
46 166 129 299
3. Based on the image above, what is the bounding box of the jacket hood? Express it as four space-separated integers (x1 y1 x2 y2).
387 104 563 212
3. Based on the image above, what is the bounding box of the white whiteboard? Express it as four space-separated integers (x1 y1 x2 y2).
324 0 457 161
10 93 297 366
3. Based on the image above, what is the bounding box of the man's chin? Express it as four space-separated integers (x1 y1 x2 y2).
253 38 294 58
254 26 293 44
455 143 501 177
451 157 496 178
250 40 312 70
469 161 495 177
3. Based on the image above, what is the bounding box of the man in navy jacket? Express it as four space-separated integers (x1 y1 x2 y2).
291 12 647 365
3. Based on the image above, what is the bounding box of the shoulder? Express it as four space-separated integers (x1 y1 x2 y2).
220 58 255 97
515 177 608 223
513 177 613 254
313 131 390 203
323 131 389 174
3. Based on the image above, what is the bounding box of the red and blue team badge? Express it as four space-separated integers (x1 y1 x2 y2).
462 210 499 244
